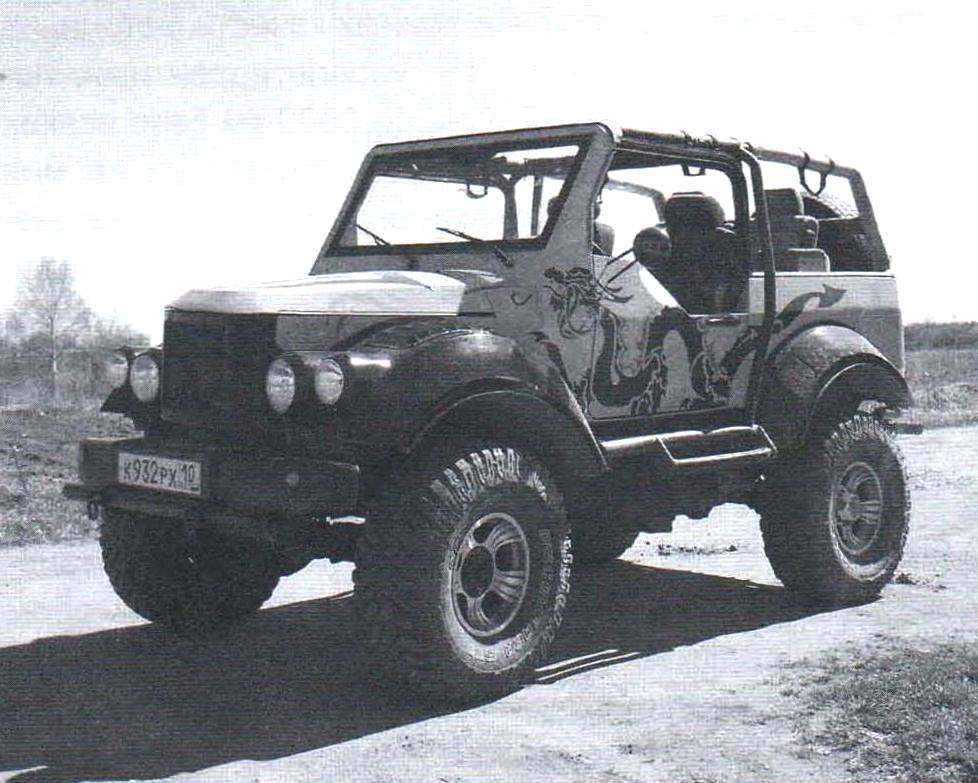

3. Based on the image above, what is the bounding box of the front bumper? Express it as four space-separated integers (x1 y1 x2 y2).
63 436 359 519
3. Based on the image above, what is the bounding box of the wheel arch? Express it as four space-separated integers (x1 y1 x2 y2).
806 356 910 439
404 386 608 486
758 324 911 449
340 324 604 480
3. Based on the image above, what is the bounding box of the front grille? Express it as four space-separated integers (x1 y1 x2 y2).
162 311 278 433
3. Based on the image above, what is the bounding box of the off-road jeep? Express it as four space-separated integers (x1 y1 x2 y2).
66 123 914 698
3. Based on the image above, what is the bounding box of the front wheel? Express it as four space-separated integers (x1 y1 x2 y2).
353 443 572 700
100 510 280 630
759 414 910 604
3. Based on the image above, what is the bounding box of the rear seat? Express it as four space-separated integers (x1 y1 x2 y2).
781 247 830 272
752 188 829 272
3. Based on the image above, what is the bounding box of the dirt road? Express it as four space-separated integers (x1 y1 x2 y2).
1 426 976 783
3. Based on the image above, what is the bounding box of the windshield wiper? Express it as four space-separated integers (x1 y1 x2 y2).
355 223 421 271
435 226 514 268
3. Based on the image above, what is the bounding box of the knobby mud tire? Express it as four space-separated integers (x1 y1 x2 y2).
100 509 280 630
353 443 572 701
571 521 638 565
759 414 910 605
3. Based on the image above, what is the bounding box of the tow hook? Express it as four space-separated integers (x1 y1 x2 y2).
86 498 101 521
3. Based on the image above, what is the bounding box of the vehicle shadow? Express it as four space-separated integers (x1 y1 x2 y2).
0 561 830 782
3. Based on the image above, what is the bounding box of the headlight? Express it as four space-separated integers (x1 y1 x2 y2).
265 357 296 414
130 353 160 403
312 357 344 406
105 352 130 389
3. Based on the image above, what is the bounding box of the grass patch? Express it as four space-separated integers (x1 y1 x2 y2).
905 322 978 352
785 641 978 782
0 407 132 546
905 349 978 428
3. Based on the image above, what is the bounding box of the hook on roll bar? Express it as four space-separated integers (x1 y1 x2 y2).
798 151 836 196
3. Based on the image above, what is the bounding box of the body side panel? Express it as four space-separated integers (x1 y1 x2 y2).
749 272 903 369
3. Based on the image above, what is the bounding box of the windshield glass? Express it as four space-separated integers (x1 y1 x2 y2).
333 140 585 250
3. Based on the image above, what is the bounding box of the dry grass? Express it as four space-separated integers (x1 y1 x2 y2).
0 407 132 546
783 641 978 783
905 349 978 428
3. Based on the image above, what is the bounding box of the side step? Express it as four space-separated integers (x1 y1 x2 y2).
600 425 777 471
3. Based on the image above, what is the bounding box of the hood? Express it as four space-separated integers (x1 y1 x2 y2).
168 270 499 317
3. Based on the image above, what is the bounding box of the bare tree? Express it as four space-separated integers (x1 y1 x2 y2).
9 258 92 397
88 316 148 352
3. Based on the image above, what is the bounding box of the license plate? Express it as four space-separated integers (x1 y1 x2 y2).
118 453 202 496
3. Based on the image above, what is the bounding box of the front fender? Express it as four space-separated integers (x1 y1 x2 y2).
409 388 607 483
758 325 910 449
326 324 601 474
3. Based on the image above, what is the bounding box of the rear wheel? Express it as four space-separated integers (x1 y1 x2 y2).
100 510 280 630
759 414 909 604
353 443 572 700
571 520 638 564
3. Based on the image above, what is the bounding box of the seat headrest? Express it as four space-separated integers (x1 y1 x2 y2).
634 226 671 261
765 188 804 218
664 192 725 231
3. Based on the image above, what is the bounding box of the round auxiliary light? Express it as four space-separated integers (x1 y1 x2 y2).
313 358 344 406
130 353 160 403
105 351 130 389
265 357 296 414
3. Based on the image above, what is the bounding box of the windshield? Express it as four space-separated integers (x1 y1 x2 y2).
332 140 586 251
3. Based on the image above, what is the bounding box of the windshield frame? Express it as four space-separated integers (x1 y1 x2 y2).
323 133 594 258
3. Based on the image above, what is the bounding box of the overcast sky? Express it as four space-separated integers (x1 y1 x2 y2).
1 0 974 340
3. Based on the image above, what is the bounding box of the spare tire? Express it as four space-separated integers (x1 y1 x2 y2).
802 192 858 220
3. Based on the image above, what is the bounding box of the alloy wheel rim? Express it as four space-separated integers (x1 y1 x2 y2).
832 460 884 557
451 512 531 638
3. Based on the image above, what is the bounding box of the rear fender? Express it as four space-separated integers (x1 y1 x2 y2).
758 325 910 449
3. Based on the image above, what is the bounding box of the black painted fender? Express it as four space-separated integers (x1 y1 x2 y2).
758 325 911 450
409 388 608 482
324 322 606 482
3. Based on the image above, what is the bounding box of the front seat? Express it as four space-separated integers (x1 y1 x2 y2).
663 192 733 312
633 226 672 277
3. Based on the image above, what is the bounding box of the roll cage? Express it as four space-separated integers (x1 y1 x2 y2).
321 123 886 267
316 123 889 423
617 128 889 268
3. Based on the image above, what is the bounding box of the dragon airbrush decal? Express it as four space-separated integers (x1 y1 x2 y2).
540 264 846 416
543 266 632 338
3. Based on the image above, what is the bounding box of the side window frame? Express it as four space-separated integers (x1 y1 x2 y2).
593 149 753 314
